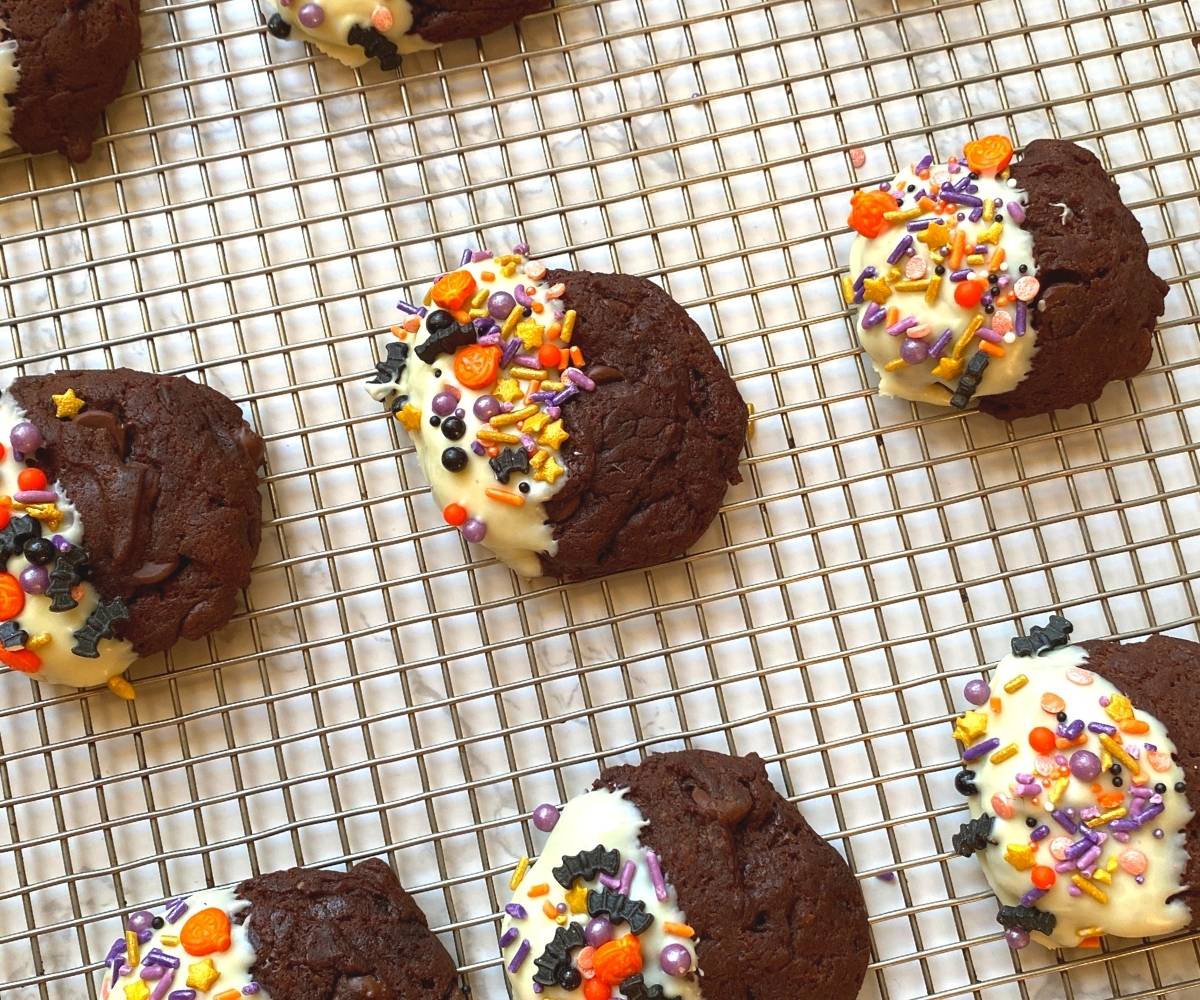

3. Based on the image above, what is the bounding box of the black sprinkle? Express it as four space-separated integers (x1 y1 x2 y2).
1025 816 1038 828
997 904 1056 936
952 813 995 858
552 845 620 889
47 546 89 613
415 320 477 364
71 598 130 658
0 621 28 650
266 12 291 38
586 888 654 935
346 23 403 71
1011 615 1073 658
366 341 408 391
954 769 978 796
621 975 680 1000
531 922 586 988
441 447 468 473
0 514 41 561
949 350 990 410
489 447 531 484
440 416 466 441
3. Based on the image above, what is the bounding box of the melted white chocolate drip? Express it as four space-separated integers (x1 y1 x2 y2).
265 0 434 68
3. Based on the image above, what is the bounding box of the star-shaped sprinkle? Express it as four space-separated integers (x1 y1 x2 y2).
522 411 550 436
1004 843 1035 871
565 884 589 914
533 456 564 485
862 277 892 304
494 378 524 403
186 958 220 992
538 420 569 450
51 388 85 419
952 710 988 745
515 320 545 350
917 220 950 248
396 404 422 430
123 982 150 1000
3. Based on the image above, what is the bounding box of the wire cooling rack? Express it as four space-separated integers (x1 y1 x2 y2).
0 0 1198 997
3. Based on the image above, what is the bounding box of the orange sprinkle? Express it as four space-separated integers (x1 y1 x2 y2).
990 696 1002 713
978 341 1006 358
486 487 525 507
1120 719 1150 735
390 324 409 340
918 196 937 212
546 322 562 340
570 346 585 367
664 921 694 937
1097 791 1125 809
886 306 899 327
532 301 544 314
949 229 967 270
481 271 496 282
995 291 1016 306
988 247 1007 273
542 901 559 919
527 883 550 897
486 445 500 458
214 992 241 1000
1078 936 1102 949
1040 693 1066 715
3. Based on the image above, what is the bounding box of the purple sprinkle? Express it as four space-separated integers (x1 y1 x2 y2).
1139 802 1165 824
505 903 528 919
1051 809 1078 833
975 327 1004 345
886 316 918 337
929 329 953 359
168 993 197 1000
470 249 494 262
1144 743 1158 752
243 986 261 997
597 872 622 891
646 850 668 902
861 303 886 330
500 927 520 948
1076 845 1101 870
52 534 72 553
949 268 971 282
969 206 984 223
618 860 636 896
470 441 486 457
1087 722 1118 736
962 737 1001 762
514 285 533 308
1006 201 1026 224
942 191 984 208
915 154 934 172
1015 782 1041 798
527 391 557 403
886 234 914 265
565 368 596 391
1110 818 1140 833
104 939 127 963
459 248 474 267
150 974 177 1000
1058 719 1085 741
165 900 188 924
853 266 877 291
546 405 561 419
507 939 531 973
14 490 57 504
513 242 530 255
500 338 522 367
520 434 537 454
1130 786 1153 800
906 219 932 232
1030 824 1050 842
396 300 422 315
1135 873 1146 883
1080 823 1102 843
144 949 180 969
550 385 580 407
876 871 897 882
477 331 501 347
1112 831 1132 844
1064 838 1092 860
1054 860 1076 873
949 159 962 175
1019 886 1047 907
1015 300 1028 335
514 354 540 368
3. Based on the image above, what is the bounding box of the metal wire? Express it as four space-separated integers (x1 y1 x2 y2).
0 0 1198 997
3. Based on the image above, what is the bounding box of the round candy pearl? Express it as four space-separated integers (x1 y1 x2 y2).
899 338 929 364
431 391 458 417
441 447 468 472
1069 749 1102 782
19 565 48 595
963 679 990 706
532 803 560 832
659 943 692 977
297 3 325 27
10 421 42 454
1005 927 1030 950
461 518 486 543
584 916 613 947
1119 849 1148 876
127 910 155 933
473 395 501 421
488 291 517 320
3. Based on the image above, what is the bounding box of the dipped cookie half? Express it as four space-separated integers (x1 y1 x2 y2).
952 618 1197 950
846 136 1167 418
0 370 263 694
263 0 549 69
0 0 142 161
501 751 871 1000
365 247 747 581
99 859 466 999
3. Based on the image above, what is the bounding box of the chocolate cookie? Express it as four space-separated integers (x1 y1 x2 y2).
952 618 1196 951
364 247 747 581
264 0 550 70
846 136 1167 418
1 369 263 692
98 859 467 1000
501 750 871 1000
0 0 142 162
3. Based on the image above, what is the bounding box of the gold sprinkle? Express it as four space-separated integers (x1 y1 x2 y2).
924 273 942 304
565 884 589 914
983 198 995 223
25 633 50 650
471 289 489 309
561 310 577 344
1099 734 1140 775
892 279 931 292
989 743 1018 765
1077 926 1105 939
491 404 539 427
884 358 907 372
1071 874 1108 904
1003 673 1028 694
883 206 923 222
509 856 530 891
125 930 140 967
159 935 179 948
1092 868 1112 885
509 366 548 381
1047 776 1069 805
501 305 525 338
841 276 856 304
107 675 136 701
1004 843 1035 870
476 429 521 445
1086 807 1128 828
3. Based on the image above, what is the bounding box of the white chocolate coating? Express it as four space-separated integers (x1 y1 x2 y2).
0 394 136 689
99 886 262 1000
502 788 701 1000
964 645 1193 948
848 161 1039 406
0 30 19 154
265 0 434 67
366 254 574 578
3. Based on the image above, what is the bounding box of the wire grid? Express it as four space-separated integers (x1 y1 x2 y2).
0 0 1197 997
